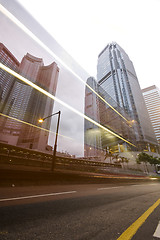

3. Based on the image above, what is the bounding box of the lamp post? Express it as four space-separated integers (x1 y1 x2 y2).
39 111 61 172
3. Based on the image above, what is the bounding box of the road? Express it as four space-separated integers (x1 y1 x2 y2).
0 180 160 240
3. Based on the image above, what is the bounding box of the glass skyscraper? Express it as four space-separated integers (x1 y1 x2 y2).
84 76 137 158
97 42 158 151
142 85 160 144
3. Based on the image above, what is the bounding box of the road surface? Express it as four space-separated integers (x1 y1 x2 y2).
0 181 160 239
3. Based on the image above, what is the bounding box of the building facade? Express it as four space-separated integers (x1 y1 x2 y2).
17 53 59 151
84 76 137 158
0 43 20 112
0 43 59 151
142 85 160 144
0 43 21 145
84 77 102 158
97 42 158 151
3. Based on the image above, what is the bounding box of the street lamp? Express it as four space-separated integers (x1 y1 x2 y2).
38 111 61 172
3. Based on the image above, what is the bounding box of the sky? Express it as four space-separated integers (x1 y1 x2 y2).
18 0 160 90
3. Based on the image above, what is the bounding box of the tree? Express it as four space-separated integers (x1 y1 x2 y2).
148 155 160 172
136 152 160 173
136 152 151 173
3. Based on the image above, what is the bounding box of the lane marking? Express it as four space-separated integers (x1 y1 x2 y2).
98 184 159 191
117 198 160 240
131 184 159 187
149 183 159 186
153 221 160 238
97 186 124 191
0 191 77 202
0 184 158 203
131 184 147 187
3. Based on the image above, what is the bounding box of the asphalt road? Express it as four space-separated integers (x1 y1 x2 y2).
0 181 160 240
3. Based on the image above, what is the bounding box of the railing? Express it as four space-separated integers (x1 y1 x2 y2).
0 142 122 173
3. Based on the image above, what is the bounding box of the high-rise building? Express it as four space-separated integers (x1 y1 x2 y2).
0 43 20 145
97 42 157 151
17 53 59 151
0 43 59 151
0 43 20 111
84 76 137 158
142 85 160 144
84 77 102 158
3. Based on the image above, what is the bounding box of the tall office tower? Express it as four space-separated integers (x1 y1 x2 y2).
17 54 59 151
84 77 137 158
0 44 59 151
142 85 160 144
84 77 102 158
0 43 20 145
97 42 157 151
0 43 20 111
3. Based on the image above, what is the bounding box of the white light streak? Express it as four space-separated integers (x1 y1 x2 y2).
0 112 72 140
0 3 129 122
0 62 136 147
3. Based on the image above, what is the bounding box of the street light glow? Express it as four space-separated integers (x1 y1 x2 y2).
38 118 44 123
0 113 72 140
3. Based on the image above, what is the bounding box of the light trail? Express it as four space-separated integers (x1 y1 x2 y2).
97 186 124 191
0 191 77 202
0 4 129 123
0 112 72 140
0 63 136 147
0 113 89 152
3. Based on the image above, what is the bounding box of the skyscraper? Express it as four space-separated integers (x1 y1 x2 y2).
0 43 20 111
17 53 59 151
97 42 157 151
84 76 137 158
0 43 59 151
0 43 20 145
84 77 102 158
142 85 160 144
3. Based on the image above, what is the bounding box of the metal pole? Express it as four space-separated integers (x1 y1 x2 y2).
51 111 61 172
43 111 60 121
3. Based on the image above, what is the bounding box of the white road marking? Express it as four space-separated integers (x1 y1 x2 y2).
131 184 159 187
98 183 159 191
0 191 77 202
97 186 124 191
131 184 150 187
0 183 158 203
149 183 159 186
153 221 160 238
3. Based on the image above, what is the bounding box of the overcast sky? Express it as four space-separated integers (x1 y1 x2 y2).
18 0 160 90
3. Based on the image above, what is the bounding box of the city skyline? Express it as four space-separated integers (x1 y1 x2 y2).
1 3 160 236
0 0 160 158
